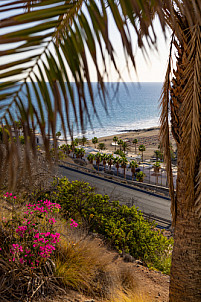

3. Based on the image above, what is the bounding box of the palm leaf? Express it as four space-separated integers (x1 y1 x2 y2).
159 33 176 224
179 25 201 210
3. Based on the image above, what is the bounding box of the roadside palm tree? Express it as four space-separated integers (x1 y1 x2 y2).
95 153 102 172
139 145 146 162
74 148 79 158
66 144 72 156
107 154 114 171
71 140 77 158
0 2 200 301
129 160 138 181
102 154 108 172
136 171 145 183
92 137 98 149
79 147 85 159
132 139 138 154
113 136 118 151
87 153 95 165
113 156 121 177
120 157 128 179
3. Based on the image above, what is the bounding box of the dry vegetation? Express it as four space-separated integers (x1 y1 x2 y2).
0 196 169 302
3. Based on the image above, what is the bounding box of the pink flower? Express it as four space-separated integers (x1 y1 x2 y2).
70 219 78 228
49 218 56 224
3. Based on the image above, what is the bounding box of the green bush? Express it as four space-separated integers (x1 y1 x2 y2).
49 177 173 273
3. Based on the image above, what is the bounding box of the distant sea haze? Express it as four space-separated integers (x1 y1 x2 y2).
3 82 163 139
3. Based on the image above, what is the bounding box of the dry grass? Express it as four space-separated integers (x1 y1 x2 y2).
108 289 152 302
54 222 141 299
55 233 119 298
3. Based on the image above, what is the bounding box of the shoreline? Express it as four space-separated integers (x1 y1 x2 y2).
117 126 160 133
86 126 175 161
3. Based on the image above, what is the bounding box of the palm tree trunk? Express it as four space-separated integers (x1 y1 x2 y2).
169 40 201 300
169 145 201 301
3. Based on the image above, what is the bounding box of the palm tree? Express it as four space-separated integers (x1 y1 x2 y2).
129 160 138 181
136 171 145 183
87 153 95 165
81 136 87 146
74 147 79 158
132 139 138 154
71 138 79 157
122 141 128 153
139 145 146 162
0 2 200 301
79 147 85 159
74 138 79 146
120 157 128 179
154 150 161 161
107 154 114 171
92 137 98 149
113 136 118 151
117 139 123 151
113 156 121 177
95 152 102 172
102 154 108 172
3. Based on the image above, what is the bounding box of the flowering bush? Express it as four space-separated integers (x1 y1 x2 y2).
0 193 78 270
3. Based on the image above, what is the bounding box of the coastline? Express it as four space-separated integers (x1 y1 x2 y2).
117 126 160 133
87 126 175 161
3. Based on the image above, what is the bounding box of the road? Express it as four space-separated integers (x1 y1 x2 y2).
58 165 171 227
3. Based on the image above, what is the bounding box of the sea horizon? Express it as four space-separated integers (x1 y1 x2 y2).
1 82 163 140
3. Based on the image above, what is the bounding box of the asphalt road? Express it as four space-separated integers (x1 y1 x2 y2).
58 165 171 226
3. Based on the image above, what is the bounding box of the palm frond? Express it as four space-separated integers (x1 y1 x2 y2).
195 160 201 218
159 33 176 224
179 25 201 209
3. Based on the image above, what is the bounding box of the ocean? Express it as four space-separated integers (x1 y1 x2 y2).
71 82 163 139
1 82 163 139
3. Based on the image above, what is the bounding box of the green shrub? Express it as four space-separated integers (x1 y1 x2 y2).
50 177 173 273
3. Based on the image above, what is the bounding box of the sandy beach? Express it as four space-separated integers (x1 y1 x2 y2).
87 127 176 161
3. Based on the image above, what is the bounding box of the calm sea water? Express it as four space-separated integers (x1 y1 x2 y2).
2 82 163 139
71 82 163 139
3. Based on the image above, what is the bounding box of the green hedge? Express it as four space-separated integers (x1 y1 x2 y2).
47 177 173 274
